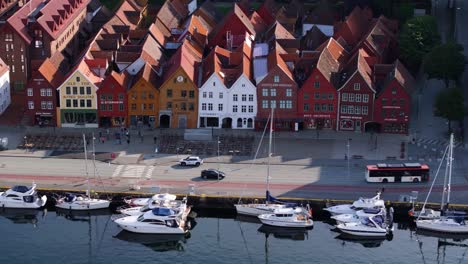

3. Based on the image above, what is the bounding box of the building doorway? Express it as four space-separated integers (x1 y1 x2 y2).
221 117 232 128
159 115 170 128
365 122 382 133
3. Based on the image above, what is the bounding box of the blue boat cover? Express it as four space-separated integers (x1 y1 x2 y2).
12 186 31 193
152 207 175 216
373 215 384 224
266 191 296 207
363 208 381 214
65 194 76 203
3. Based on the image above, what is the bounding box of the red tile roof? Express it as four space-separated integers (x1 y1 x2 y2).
8 0 90 43
140 34 164 67
339 49 374 92
333 6 373 48
301 25 328 51
193 0 222 29
315 38 348 84
250 11 267 34
114 0 140 30
154 0 192 33
62 58 107 89
163 39 202 86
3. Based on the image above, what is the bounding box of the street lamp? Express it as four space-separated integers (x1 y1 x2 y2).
347 138 352 178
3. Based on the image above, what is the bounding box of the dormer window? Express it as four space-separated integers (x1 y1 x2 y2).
76 77 80 82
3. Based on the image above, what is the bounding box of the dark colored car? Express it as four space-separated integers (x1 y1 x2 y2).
201 169 226 180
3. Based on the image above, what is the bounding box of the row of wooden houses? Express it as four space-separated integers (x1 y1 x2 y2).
1 0 415 134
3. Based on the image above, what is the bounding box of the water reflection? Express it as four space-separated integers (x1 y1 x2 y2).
258 225 309 241
0 208 45 227
114 230 190 252
55 208 111 222
335 233 387 248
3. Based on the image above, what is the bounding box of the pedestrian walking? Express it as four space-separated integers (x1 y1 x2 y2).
127 138 130 144
153 136 157 144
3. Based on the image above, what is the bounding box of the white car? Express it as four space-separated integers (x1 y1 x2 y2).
179 156 203 166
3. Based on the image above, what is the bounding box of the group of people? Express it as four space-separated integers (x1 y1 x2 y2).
96 127 157 145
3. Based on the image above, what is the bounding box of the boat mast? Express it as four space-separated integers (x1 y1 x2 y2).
266 107 273 205
446 133 453 208
83 134 90 199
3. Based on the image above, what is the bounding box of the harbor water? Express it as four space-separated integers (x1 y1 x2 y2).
0 208 467 264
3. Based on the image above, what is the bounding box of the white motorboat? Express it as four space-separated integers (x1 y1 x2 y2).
258 207 313 228
416 134 468 233
236 108 291 216
336 214 393 238
55 134 109 211
119 197 187 216
0 184 47 209
409 208 441 220
324 192 385 216
115 207 191 234
332 207 385 224
124 193 177 207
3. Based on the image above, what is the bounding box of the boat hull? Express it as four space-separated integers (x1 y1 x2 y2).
0 195 47 209
55 199 110 210
324 204 355 216
235 204 286 217
416 219 468 233
259 218 313 228
115 216 186 234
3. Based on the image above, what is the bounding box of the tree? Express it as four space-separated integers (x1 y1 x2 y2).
423 42 466 88
399 16 441 71
434 87 468 132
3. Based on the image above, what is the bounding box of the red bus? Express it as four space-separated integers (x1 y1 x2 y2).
365 163 430 183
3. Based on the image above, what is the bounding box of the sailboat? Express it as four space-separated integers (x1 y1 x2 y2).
235 108 294 216
55 134 110 210
416 134 468 233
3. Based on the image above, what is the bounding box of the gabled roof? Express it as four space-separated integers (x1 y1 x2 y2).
183 14 211 49
255 0 279 27
315 38 348 85
303 0 336 26
265 21 296 42
250 11 268 34
301 25 328 51
109 70 131 90
140 34 164 67
333 6 373 48
7 0 90 43
339 49 374 92
60 58 107 89
134 63 159 88
193 0 223 29
154 0 192 33
0 0 20 18
266 42 296 81
376 60 415 96
114 0 140 30
163 39 202 86
37 52 69 87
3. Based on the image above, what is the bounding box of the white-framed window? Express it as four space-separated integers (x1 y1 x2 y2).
348 105 354 114
362 106 368 115
262 100 268 109
40 89 46 96
249 94 253 101
322 104 327 112
5 44 8 52
203 92 207 98
242 94 247 101
286 89 292 97
47 89 52 96
208 103 213 111
314 103 320 111
209 92 213 98
340 105 347 114
218 104 223 111
11 65 15 72
363 94 369 103
328 104 333 112
28 101 34 109
270 100 276 109
241 105 246 112
356 94 362 102
219 92 223 99
342 93 348 102
328 94 334 100
262 89 268 96
202 103 206 110
270 89 276 96
233 94 238 101
248 105 253 112
354 83 360 90
41 101 47 109
349 93 355 102
355 105 361 115
279 100 285 109
286 100 292 109
47 101 53 109
274 75 280 82
233 105 238 112
27 88 33 96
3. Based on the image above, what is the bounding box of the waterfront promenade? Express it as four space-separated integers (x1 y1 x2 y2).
1 125 468 205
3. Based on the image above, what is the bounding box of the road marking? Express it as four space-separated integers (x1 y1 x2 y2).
112 165 123 177
117 165 146 178
145 166 155 179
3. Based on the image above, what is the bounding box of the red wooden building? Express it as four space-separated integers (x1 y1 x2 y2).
24 54 66 126
373 60 415 134
296 38 348 130
255 43 299 131
336 49 375 132
97 70 129 128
